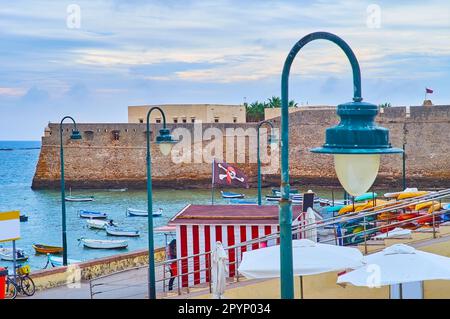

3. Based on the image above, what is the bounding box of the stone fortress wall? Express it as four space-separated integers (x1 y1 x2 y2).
32 105 450 189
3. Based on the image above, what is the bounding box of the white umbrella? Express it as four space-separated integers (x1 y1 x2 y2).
211 241 228 299
304 208 317 242
337 244 450 298
238 239 364 298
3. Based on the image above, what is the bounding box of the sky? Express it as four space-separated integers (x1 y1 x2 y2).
0 0 449 140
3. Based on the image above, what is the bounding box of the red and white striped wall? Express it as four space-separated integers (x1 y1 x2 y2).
175 224 281 288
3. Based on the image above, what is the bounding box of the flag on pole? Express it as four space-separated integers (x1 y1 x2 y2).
426 88 433 94
212 161 249 188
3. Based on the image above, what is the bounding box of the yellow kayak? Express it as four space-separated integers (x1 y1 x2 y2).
415 201 438 211
397 191 429 200
338 203 367 215
428 203 442 214
354 199 390 212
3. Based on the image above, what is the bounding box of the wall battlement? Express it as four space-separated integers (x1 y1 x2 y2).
32 105 450 189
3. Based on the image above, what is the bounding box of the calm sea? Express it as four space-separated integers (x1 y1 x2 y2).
0 141 347 270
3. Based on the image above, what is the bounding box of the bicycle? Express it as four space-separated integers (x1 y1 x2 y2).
4 264 36 299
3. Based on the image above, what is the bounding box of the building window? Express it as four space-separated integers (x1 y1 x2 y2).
156 118 161 124
233 117 237 123
182 117 187 123
84 131 94 141
214 117 219 123
191 117 195 123
173 118 178 123
139 118 144 123
112 130 120 141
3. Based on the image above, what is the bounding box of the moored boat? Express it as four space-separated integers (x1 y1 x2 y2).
65 196 95 202
221 191 245 199
126 208 162 217
46 254 80 267
105 226 140 237
86 219 117 229
79 210 107 219
32 244 63 254
0 247 29 261
79 238 128 249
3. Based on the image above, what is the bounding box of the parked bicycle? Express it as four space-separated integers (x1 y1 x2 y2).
4 264 35 299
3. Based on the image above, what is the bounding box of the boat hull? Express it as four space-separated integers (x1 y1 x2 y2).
106 227 140 237
81 239 128 249
33 244 63 254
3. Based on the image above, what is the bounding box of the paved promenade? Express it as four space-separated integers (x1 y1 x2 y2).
30 266 170 299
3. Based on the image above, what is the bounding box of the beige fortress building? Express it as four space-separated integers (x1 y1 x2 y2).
264 105 334 120
128 104 246 124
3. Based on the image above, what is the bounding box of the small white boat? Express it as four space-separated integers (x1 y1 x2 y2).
65 195 94 202
79 238 128 249
107 188 128 192
86 219 117 229
105 226 140 237
221 191 245 199
0 247 29 261
126 208 162 217
79 210 107 219
47 255 80 267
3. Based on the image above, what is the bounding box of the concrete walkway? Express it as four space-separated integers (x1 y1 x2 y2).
30 265 172 299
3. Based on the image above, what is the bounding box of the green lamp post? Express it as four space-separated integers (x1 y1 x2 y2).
146 107 177 299
59 116 82 266
279 31 403 299
257 120 278 205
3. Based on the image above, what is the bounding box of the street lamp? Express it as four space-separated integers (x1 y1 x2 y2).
279 31 402 299
257 120 278 205
59 116 82 266
146 107 177 299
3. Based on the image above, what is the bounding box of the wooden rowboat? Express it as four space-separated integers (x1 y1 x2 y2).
65 195 94 202
126 208 162 217
32 244 64 254
79 238 128 249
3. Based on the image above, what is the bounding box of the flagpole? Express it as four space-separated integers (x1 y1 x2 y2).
211 158 215 205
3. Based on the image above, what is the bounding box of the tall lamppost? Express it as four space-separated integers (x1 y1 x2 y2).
279 31 403 299
59 116 82 266
146 107 177 299
257 120 277 205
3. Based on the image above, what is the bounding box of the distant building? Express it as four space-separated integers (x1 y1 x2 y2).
264 105 334 120
128 104 246 124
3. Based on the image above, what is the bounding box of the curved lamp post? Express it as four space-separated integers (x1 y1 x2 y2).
146 107 177 299
279 31 403 299
257 120 278 205
59 116 82 266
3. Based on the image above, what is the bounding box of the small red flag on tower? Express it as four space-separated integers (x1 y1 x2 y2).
426 88 433 94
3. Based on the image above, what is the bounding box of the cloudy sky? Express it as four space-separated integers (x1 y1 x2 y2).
1 0 449 140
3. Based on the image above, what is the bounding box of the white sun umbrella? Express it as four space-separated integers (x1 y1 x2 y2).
211 241 229 299
337 244 450 298
238 239 364 298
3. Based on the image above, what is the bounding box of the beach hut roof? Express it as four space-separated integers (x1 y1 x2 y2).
168 204 303 225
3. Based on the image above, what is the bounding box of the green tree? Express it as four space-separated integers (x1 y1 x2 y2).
378 102 391 108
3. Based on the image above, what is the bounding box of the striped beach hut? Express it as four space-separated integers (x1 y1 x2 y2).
168 204 303 288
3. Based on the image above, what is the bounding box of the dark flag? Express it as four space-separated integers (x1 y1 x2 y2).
426 88 433 94
212 160 249 188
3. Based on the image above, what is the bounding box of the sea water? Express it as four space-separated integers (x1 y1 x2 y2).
0 141 348 270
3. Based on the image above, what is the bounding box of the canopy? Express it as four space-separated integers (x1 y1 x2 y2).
238 239 363 279
337 244 450 287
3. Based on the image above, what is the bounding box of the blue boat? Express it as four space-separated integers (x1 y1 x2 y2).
221 191 245 199
79 210 107 219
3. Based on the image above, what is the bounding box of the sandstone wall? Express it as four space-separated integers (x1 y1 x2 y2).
32 105 450 189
